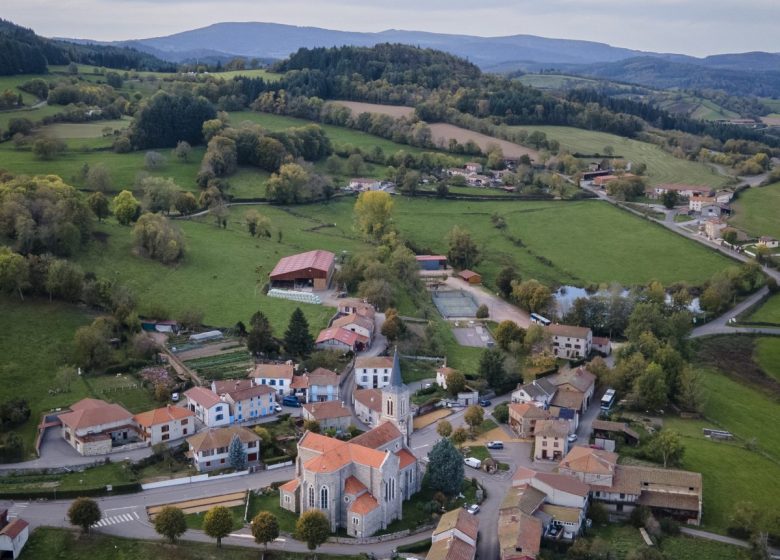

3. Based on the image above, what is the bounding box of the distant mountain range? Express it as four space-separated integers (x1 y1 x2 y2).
60 21 780 96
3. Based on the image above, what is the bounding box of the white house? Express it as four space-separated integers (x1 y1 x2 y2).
133 405 195 445
759 236 779 249
349 178 381 191
0 513 28 560
58 398 138 456
184 387 230 428
355 356 394 389
436 366 455 389
465 162 483 173
302 400 352 432
353 388 383 426
291 368 340 403
186 426 261 472
212 379 277 423
428 508 478 560
688 195 715 212
511 378 557 407
547 324 592 360
250 363 295 396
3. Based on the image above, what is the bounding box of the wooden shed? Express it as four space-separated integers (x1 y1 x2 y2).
458 269 482 284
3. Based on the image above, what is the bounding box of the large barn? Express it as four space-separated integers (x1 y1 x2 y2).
269 250 335 291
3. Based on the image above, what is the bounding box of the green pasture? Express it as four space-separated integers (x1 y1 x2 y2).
754 337 780 382
730 181 780 239
748 294 780 325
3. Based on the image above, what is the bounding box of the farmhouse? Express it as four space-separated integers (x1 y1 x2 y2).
269 250 335 291
302 400 352 432
315 327 368 353
291 368 340 403
546 367 596 414
457 269 482 284
186 425 261 473
134 405 195 445
415 255 448 270
184 386 230 428
759 236 779 249
512 378 557 407
0 510 29 560
534 419 571 461
650 184 713 199
331 313 375 345
509 402 551 438
355 356 394 389
59 398 138 456
688 195 715 212
704 218 728 240
591 336 612 355
250 363 295 395
547 324 592 359
212 379 277 423
465 162 483 173
348 178 381 191
427 508 479 560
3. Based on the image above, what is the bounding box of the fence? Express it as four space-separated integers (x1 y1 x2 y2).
265 461 293 471
327 522 436 545
141 469 249 490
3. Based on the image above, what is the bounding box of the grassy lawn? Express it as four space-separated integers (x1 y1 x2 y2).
400 358 438 383
512 125 728 188
730 182 780 239
186 503 246 531
39 118 131 139
747 295 780 325
82 373 158 413
20 527 366 560
0 461 136 493
675 214 695 223
380 479 478 535
754 337 780 382
248 490 299 534
0 103 64 130
293 197 731 288
464 445 491 461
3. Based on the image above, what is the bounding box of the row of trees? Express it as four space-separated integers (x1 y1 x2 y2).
244 308 315 359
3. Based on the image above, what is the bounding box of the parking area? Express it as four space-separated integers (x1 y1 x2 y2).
452 326 495 348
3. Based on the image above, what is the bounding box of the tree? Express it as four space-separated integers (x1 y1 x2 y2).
493 402 509 424
284 307 314 357
436 420 452 438
174 191 198 216
68 497 101 533
677 367 707 413
464 405 484 436
358 278 393 311
140 176 178 214
45 259 84 302
247 311 278 356
132 213 186 264
251 511 280 553
427 438 464 495
494 320 525 351
144 150 167 170
380 308 405 342
512 279 552 313
445 370 467 397
87 192 110 222
324 154 343 175
303 419 321 433
475 304 489 319
722 228 738 245
266 163 311 204
295 510 330 554
0 248 29 301
73 320 113 371
451 427 469 447
227 434 247 470
85 163 113 193
346 153 365 175
447 226 481 270
649 429 685 468
662 190 679 209
130 91 216 149
154 506 187 543
245 209 271 238
496 266 518 298
631 362 668 411
354 191 395 241
32 137 65 160
173 140 192 162
203 506 234 548
479 348 506 390
112 190 140 226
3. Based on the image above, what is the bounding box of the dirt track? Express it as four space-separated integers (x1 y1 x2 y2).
329 100 415 118
428 123 538 160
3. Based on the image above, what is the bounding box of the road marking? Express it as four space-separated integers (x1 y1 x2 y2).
133 511 140 520
94 512 139 528
103 506 137 513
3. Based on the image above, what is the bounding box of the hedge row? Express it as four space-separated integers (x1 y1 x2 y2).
0 481 141 500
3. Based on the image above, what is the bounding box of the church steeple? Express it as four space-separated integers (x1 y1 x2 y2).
388 347 402 388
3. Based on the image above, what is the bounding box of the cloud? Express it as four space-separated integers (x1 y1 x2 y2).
3 0 778 56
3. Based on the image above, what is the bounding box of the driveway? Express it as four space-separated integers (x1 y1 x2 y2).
442 276 530 327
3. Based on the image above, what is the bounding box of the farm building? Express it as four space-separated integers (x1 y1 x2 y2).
0 511 29 560
316 327 368 353
415 255 447 271
269 250 335 291
759 236 779 249
189 330 223 343
649 184 714 199
348 178 381 191
458 270 482 284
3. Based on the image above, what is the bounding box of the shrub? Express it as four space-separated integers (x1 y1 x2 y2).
475 304 489 319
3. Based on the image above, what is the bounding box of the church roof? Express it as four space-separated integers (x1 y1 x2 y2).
387 348 403 388
350 421 402 449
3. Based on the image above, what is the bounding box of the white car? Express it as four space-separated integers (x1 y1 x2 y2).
466 504 480 515
171 392 180 402
273 403 282 413
567 433 578 443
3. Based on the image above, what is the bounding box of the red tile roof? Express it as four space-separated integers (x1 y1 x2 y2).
457 269 480 281
353 388 383 413
291 375 310 390
280 479 299 493
0 518 28 538
300 431 390 472
59 398 133 431
316 327 367 347
534 472 590 497
308 368 340 386
350 492 379 515
303 400 351 421
350 421 402 449
250 363 295 380
344 475 368 495
355 356 393 369
270 250 335 278
396 448 417 469
186 426 259 454
134 405 194 427
184 386 222 409
547 323 591 339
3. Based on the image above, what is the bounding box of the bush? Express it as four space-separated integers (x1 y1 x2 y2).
475 304 489 319
492 402 509 424
0 399 31 427
659 517 680 536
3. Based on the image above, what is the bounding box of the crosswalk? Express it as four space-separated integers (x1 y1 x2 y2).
94 511 140 528
6 502 29 519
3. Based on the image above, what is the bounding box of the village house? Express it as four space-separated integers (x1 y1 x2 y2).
337 301 375 317
534 419 571 461
348 178 381 191
704 218 728 240
59 398 139 456
688 195 715 212
758 236 779 249
511 378 557 407
715 190 734 204
436 365 455 389
250 363 295 396
427 508 479 560
353 388 383 426
184 386 230 428
315 327 368 353
331 313 375 345
547 324 592 360
509 402 551 438
134 405 195 445
547 367 597 415
649 184 713 199
212 379 277 423
559 447 702 524
302 400 352 432
355 356 395 389
0 510 29 560
591 336 612 356
186 425 261 473
291 368 340 403
465 162 483 173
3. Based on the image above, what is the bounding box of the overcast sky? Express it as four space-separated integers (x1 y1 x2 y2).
5 0 779 57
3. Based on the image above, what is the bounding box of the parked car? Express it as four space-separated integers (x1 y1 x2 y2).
567 433 578 443
466 504 480 515
282 395 302 407
171 392 180 402
479 399 492 407
464 457 482 469
273 403 282 413
486 441 504 449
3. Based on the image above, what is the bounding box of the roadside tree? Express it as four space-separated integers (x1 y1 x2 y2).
427 438 464 496
68 497 101 533
203 506 234 547
154 506 187 543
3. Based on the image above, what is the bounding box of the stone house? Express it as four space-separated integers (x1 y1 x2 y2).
547 324 592 360
302 400 352 432
186 426 261 472
315 327 368 353
355 356 394 389
250 363 295 396
133 405 195 445
511 378 557 407
291 368 340 403
546 367 596 413
184 386 230 428
353 388 382 427
332 313 375 345
508 402 551 438
59 398 138 456
427 508 479 560
534 419 570 461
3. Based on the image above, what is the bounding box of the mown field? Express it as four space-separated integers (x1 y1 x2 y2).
729 181 780 240
293 197 732 288
511 125 728 188
754 337 780 382
748 294 780 325
514 73 602 90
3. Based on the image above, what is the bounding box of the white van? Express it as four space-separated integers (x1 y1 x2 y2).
464 457 482 469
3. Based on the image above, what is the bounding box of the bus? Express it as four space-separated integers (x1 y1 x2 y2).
600 388 616 411
530 313 551 327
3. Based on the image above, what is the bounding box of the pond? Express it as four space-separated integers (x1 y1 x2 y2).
553 285 701 316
